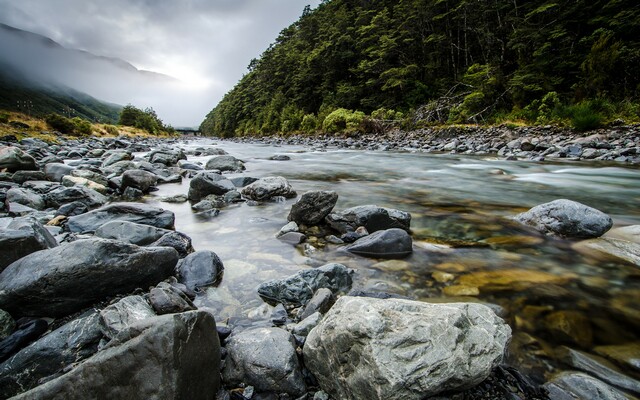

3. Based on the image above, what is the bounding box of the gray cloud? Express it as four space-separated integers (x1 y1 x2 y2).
0 0 320 127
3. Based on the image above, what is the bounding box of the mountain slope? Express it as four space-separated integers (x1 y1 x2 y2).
201 0 640 137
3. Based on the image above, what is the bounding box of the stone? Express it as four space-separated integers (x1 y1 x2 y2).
544 310 593 348
304 297 511 399
593 343 640 373
346 228 413 259
326 205 411 234
67 202 175 233
149 231 195 258
222 327 305 395
288 190 338 226
544 372 628 400
457 269 573 293
0 147 37 172
299 288 334 320
55 201 89 217
71 169 108 187
0 238 179 317
241 176 297 201
573 237 640 267
100 295 155 339
149 150 185 166
514 199 613 238
0 309 15 340
0 312 102 399
230 176 259 187
290 311 322 336
148 283 196 315
11 170 46 184
278 232 306 245
121 169 158 193
43 162 75 182
62 175 108 194
176 250 224 291
44 185 108 209
122 186 143 200
0 319 48 363
11 311 220 400
95 220 171 245
6 188 45 210
605 225 640 244
257 263 354 306
102 151 132 167
205 155 245 172
0 216 57 271
188 171 235 202
276 221 299 237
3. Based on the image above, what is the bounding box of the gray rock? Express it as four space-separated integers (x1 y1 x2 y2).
177 160 203 170
0 238 179 317
276 221 299 237
326 205 411 234
257 263 354 306
288 190 338 226
148 283 196 315
0 147 37 172
43 163 75 182
0 216 57 271
205 155 245 172
121 169 158 193
277 232 307 245
95 220 171 245
230 176 259 187
544 372 628 400
6 188 45 210
0 309 15 340
222 327 305 395
241 176 297 201
290 311 322 336
346 228 413 259
122 186 143 200
55 201 88 217
71 169 108 187
149 231 195 258
102 151 132 167
176 250 224 291
44 185 108 209
304 297 511 400
11 170 46 184
102 160 136 176
149 149 185 166
11 311 220 400
299 288 334 321
0 312 102 399
0 319 48 363
67 202 175 233
573 237 640 267
188 171 235 202
100 295 155 339
62 175 109 194
514 199 613 238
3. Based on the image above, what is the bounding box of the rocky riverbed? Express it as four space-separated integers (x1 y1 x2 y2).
0 131 639 399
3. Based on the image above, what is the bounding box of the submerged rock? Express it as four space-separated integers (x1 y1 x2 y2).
345 228 413 259
544 371 628 400
304 296 511 400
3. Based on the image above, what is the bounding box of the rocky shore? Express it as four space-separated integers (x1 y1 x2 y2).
0 132 639 399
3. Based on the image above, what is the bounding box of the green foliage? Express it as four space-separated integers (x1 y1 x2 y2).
0 112 8 124
71 117 92 135
45 113 76 134
300 114 318 133
104 125 119 135
322 108 364 134
569 101 604 131
118 104 172 135
371 108 403 120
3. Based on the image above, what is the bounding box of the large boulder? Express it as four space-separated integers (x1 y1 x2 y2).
288 190 338 226
205 155 245 172
0 217 57 272
11 311 220 400
67 202 175 233
346 228 413 259
120 169 158 193
257 263 353 306
241 176 297 201
6 188 45 210
95 220 171 245
222 327 305 395
0 238 179 317
514 199 613 238
176 250 224 291
188 171 235 202
99 295 155 339
0 147 37 172
44 185 108 209
43 163 74 182
149 231 195 258
0 312 102 399
326 205 411 234
304 297 511 400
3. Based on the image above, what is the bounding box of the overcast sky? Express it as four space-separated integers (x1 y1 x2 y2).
0 0 321 126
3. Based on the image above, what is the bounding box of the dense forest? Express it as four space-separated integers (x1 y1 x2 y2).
200 0 640 137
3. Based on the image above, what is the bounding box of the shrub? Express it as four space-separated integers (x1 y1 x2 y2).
45 113 76 134
322 108 365 134
104 125 119 135
0 113 8 124
71 117 92 135
569 102 603 131
300 114 318 133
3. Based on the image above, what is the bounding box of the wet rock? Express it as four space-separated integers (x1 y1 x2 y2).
222 327 305 396
345 228 413 259
44 185 108 209
257 263 354 306
6 187 45 210
62 175 108 194
593 343 640 373
544 372 628 400
304 296 511 399
0 147 37 172
0 312 102 399
457 269 573 293
241 176 297 201
121 186 143 200
230 176 259 187
0 238 179 317
299 288 334 320
94 220 170 245
326 204 411 234
544 310 593 348
148 283 196 315
288 190 338 226
120 169 158 193
161 194 188 203
149 149 185 166
188 171 236 202
71 169 109 187
605 225 640 244
0 319 48 363
0 216 57 271
11 311 220 400
43 162 75 182
289 311 322 336
149 231 195 258
67 202 175 233
205 155 245 172
573 237 640 267
102 151 132 167
99 295 155 339
0 309 15 340
11 170 46 184
277 232 306 245
176 250 224 291
514 199 613 238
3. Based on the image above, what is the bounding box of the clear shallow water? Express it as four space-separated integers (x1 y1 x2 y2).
146 139 640 381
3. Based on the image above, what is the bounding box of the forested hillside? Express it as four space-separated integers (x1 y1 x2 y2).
201 0 639 137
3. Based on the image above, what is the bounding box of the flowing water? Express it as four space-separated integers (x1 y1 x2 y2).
146 138 640 382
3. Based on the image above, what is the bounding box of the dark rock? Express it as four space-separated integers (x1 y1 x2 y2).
44 185 108 209
11 170 46 184
230 176 259 187
269 155 290 161
288 190 338 226
55 201 89 217
0 238 179 317
149 231 195 258
0 147 37 172
148 283 196 315
241 176 297 201
326 204 411 234
222 327 305 396
102 151 132 167
0 319 48 363
120 169 158 193
271 303 289 326
257 263 354 307
346 228 413 259
176 250 224 291
67 202 175 233
0 312 102 399
299 288 335 321
6 188 45 210
43 163 74 182
99 295 155 339
514 199 613 238
103 160 136 176
544 371 627 400
347 289 410 300
95 220 170 245
177 160 203 170
205 155 245 172
11 311 220 400
71 169 109 187
0 216 57 271
188 171 235 202
122 186 143 200
0 309 15 340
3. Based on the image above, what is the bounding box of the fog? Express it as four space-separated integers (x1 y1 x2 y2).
0 0 321 127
